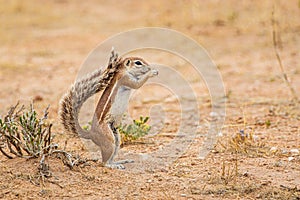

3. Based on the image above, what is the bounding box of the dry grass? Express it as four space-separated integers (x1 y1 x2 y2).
217 129 270 157
0 0 299 199
190 154 300 199
272 6 299 103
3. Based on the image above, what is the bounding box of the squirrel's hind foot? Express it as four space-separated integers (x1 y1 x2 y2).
105 163 125 170
104 159 134 170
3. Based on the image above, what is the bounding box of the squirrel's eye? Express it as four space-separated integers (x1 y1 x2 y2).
134 61 143 66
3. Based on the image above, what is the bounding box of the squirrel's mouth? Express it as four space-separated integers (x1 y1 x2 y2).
142 67 151 73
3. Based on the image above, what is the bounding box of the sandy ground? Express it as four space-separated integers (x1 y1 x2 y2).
0 0 300 199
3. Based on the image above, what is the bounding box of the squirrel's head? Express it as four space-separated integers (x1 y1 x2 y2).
122 57 152 77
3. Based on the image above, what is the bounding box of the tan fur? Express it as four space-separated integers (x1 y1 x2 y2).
59 50 158 169
59 50 122 139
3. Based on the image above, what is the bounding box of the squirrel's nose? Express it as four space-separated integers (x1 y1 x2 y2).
143 67 151 73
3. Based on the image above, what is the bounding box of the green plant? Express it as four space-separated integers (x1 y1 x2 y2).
228 11 238 23
82 121 92 131
118 116 151 144
0 102 98 186
0 102 53 158
265 120 271 128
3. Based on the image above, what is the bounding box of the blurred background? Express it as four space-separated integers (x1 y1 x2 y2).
0 1 299 111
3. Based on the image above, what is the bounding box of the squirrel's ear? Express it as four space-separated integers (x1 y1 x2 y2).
125 59 131 67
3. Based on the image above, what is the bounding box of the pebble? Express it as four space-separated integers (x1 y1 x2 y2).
253 135 259 141
209 112 218 117
290 149 299 155
288 157 294 162
270 147 277 153
282 149 288 154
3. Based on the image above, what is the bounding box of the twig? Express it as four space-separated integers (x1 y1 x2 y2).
0 146 13 159
271 7 299 103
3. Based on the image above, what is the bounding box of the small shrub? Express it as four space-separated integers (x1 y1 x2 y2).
0 102 54 158
0 102 97 186
82 121 92 131
217 129 268 157
118 116 151 144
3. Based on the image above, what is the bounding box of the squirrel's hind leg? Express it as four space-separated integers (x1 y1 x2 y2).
103 121 134 169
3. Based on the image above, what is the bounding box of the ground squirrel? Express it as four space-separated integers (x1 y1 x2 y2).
59 50 158 169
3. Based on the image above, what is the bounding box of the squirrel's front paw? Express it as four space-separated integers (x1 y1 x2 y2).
149 69 158 77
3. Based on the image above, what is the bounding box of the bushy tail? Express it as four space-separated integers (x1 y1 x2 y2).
59 51 122 139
